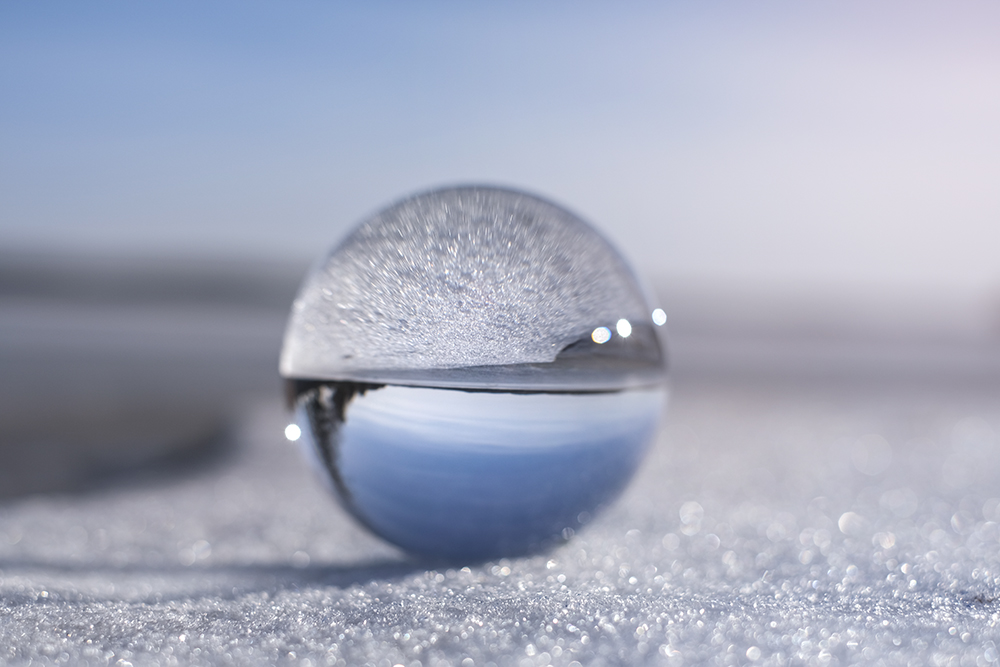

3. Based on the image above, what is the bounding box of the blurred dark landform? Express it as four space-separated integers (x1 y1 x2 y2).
2 251 1000 498
0 252 303 497
0 251 305 308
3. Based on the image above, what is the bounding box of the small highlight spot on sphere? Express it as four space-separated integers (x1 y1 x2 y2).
652 308 667 326
591 326 612 344
616 319 632 338
284 423 301 441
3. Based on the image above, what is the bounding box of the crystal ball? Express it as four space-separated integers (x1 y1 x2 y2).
280 186 667 560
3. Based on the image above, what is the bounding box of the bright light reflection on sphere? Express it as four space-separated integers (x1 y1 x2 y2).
591 326 612 344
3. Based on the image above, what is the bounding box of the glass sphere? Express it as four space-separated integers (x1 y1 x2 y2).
280 186 667 560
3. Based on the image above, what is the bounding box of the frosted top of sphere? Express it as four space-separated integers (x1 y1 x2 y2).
280 186 664 390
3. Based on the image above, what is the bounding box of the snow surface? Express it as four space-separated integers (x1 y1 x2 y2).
3 377 1000 666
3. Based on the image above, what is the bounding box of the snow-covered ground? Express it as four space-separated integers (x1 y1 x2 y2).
4 374 1000 666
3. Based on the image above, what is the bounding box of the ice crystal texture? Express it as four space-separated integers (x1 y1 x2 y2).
280 186 664 390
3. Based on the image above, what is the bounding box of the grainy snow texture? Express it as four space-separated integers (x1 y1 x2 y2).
280 187 652 380
4 377 1000 666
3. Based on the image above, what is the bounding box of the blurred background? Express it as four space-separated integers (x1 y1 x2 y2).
3 1 1000 496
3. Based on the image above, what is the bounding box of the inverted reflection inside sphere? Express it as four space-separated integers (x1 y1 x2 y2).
280 186 667 560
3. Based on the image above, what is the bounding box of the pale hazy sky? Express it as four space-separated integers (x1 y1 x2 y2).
3 2 1000 295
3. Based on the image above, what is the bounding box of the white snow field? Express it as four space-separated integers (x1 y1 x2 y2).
4 372 1000 667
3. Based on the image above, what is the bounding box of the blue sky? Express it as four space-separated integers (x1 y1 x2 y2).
3 2 1000 294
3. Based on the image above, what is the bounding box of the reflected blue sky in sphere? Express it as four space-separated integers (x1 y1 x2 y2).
296 385 666 560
